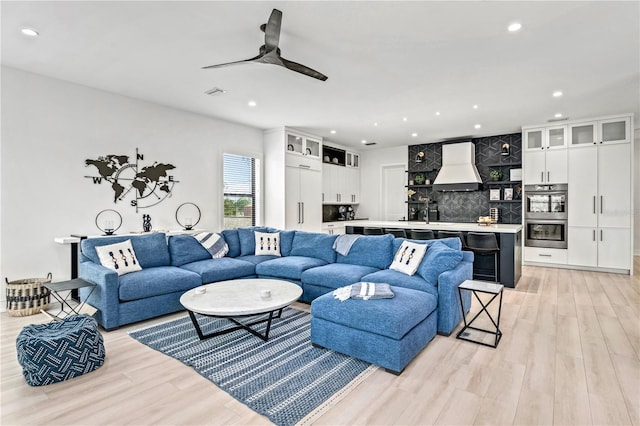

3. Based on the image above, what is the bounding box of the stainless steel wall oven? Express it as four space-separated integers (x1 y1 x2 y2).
524 184 568 249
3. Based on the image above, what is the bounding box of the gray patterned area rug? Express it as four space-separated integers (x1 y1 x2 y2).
129 308 376 426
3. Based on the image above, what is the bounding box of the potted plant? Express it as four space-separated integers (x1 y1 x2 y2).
489 169 503 181
414 174 426 185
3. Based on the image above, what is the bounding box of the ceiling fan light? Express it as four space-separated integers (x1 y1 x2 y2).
21 27 39 37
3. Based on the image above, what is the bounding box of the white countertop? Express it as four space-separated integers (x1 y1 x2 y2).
325 220 522 234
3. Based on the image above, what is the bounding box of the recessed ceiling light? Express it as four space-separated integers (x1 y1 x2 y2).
373 122 378 127
248 100 257 107
411 133 418 138
361 139 367 144
554 113 563 118
473 105 478 109
508 22 522 32
21 27 39 37
474 124 482 129
330 130 336 134
435 111 441 116
552 91 563 97
402 117 408 122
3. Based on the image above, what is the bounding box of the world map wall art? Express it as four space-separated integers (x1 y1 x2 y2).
85 148 178 212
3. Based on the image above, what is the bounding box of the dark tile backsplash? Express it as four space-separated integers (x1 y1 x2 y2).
408 133 522 224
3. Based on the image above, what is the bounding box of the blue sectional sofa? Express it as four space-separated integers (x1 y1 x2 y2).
79 227 473 337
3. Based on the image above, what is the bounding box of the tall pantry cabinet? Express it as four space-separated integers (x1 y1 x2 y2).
567 115 633 270
264 127 322 232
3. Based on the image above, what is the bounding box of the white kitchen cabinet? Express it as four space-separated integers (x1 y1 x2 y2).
285 164 321 231
569 116 631 147
264 127 322 231
286 132 321 159
523 126 567 184
523 246 568 264
322 163 360 204
322 223 346 235
566 116 632 271
346 152 360 168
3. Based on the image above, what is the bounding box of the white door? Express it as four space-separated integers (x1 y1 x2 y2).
544 149 568 184
567 226 597 267
381 164 407 221
299 167 322 232
598 227 631 269
568 146 597 227
598 143 631 228
524 150 546 184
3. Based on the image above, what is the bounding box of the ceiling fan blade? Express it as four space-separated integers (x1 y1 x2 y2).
264 9 282 52
280 57 328 81
202 54 262 69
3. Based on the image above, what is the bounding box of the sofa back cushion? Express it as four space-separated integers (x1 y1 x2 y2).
81 233 170 268
337 234 394 269
290 232 338 263
392 236 462 253
417 241 464 286
168 235 211 266
237 226 272 256
220 229 241 257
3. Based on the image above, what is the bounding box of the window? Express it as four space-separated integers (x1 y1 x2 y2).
223 153 261 229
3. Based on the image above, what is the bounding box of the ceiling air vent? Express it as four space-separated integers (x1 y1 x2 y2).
363 142 377 146
204 87 227 96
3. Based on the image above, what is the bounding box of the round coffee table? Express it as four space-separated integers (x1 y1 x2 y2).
180 279 303 341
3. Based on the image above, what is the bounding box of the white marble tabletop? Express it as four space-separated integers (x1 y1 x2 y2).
180 279 303 317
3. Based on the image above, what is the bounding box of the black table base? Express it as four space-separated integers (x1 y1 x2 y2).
187 308 284 341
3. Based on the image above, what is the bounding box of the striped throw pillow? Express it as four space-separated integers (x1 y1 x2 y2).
194 232 229 259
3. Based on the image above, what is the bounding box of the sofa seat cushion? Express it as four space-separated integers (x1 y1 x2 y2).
236 255 279 265
311 286 437 340
256 256 328 280
180 258 256 284
118 266 201 302
362 269 438 299
301 263 379 290
336 234 394 269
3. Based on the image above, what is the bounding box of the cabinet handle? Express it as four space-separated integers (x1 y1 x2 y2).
299 164 311 169
592 229 596 241
322 193 324 202
547 171 550 182
541 172 544 183
600 230 603 241
539 254 552 257
600 196 603 214
593 196 596 214
299 202 302 224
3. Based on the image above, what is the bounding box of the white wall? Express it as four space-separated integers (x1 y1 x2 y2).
357 146 407 220
0 67 263 303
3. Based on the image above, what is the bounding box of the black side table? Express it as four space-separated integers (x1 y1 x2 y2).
43 279 96 320
456 279 504 348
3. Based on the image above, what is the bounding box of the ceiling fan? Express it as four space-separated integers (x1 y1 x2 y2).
202 9 328 81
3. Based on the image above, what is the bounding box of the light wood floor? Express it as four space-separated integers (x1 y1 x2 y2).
2 260 639 426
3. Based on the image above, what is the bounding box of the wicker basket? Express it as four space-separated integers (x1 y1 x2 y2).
6 273 52 317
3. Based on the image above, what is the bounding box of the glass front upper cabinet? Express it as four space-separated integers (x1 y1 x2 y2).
569 116 630 146
286 133 321 158
546 125 567 149
524 129 544 150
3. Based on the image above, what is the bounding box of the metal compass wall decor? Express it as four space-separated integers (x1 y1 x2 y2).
85 148 178 212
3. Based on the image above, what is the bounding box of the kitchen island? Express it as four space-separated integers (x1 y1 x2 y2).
339 220 522 288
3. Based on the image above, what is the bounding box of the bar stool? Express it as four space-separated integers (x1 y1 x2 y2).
384 228 407 238
437 231 467 249
363 227 384 235
409 230 435 240
466 232 500 282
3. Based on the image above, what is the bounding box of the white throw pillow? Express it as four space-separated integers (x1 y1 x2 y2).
95 240 142 276
254 231 281 256
389 241 427 276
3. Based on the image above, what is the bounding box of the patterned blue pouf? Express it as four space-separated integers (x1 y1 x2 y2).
16 315 105 386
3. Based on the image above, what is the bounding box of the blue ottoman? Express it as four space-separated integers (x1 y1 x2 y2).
310 286 437 374
16 315 105 386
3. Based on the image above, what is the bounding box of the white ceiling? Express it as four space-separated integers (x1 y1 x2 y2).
2 1 639 149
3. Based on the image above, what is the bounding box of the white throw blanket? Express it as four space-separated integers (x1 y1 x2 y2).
333 283 395 301
332 234 360 256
